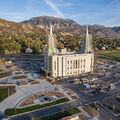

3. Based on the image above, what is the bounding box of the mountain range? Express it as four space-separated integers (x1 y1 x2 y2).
0 16 120 39
0 18 46 35
22 16 120 39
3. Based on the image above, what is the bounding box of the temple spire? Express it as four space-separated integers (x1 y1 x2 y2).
86 25 89 35
50 23 53 35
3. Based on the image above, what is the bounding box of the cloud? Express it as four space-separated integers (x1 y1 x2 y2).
103 0 120 11
44 0 64 18
0 11 27 22
56 3 73 7
9 16 26 20
55 0 73 7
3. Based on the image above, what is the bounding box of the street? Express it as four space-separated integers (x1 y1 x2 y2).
12 100 81 120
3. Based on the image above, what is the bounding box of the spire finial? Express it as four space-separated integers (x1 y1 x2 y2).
86 25 88 35
50 23 53 35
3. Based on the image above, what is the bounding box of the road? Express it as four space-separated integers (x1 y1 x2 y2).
64 84 120 103
64 83 120 120
11 100 81 120
11 85 120 120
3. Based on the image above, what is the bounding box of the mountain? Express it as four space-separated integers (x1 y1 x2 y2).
112 27 120 34
22 16 80 32
22 16 120 39
0 16 120 39
0 17 120 54
0 18 47 54
0 18 46 35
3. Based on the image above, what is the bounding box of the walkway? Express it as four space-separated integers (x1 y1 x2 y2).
0 80 55 112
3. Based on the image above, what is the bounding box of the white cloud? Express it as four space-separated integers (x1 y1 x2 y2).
103 0 120 10
0 11 27 22
56 3 73 7
44 0 64 18
9 16 26 20
55 0 73 7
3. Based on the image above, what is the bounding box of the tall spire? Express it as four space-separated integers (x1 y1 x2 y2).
47 22 57 55
86 25 89 35
50 23 53 35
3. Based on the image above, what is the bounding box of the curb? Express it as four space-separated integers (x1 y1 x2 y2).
10 100 75 118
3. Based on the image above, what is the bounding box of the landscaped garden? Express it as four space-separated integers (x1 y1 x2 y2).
5 98 69 116
20 92 65 107
38 108 80 120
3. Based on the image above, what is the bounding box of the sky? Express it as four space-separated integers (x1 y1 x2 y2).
0 0 120 26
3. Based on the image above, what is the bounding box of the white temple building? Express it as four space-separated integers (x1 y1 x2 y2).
44 24 94 78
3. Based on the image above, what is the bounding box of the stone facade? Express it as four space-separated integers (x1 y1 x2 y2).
44 24 94 78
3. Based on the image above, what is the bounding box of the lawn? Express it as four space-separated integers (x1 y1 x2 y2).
5 98 69 116
96 55 109 60
37 108 80 120
0 72 12 78
0 88 8 102
102 51 120 59
97 51 120 61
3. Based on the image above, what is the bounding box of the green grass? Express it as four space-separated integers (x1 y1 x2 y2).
102 51 120 59
0 88 8 102
5 98 69 116
0 72 12 77
97 51 120 61
37 108 80 120
96 56 108 59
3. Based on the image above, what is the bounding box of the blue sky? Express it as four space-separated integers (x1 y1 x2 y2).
0 0 120 26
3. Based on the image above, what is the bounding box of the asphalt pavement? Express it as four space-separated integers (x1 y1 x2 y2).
11 100 81 120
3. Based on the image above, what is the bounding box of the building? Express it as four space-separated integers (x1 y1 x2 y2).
25 48 33 54
44 24 94 78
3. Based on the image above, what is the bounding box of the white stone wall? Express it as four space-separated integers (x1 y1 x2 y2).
51 53 94 78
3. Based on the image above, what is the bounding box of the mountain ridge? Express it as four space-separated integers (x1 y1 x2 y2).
0 18 46 35
0 17 120 54
21 16 120 39
0 16 120 39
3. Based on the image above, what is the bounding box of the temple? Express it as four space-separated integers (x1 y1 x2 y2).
44 24 94 78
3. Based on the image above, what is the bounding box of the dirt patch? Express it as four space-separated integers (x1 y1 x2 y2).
71 95 79 100
0 69 3 72
29 80 39 84
82 105 99 118
79 114 87 120
66 88 75 95
13 76 27 80
100 94 120 114
20 92 65 107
